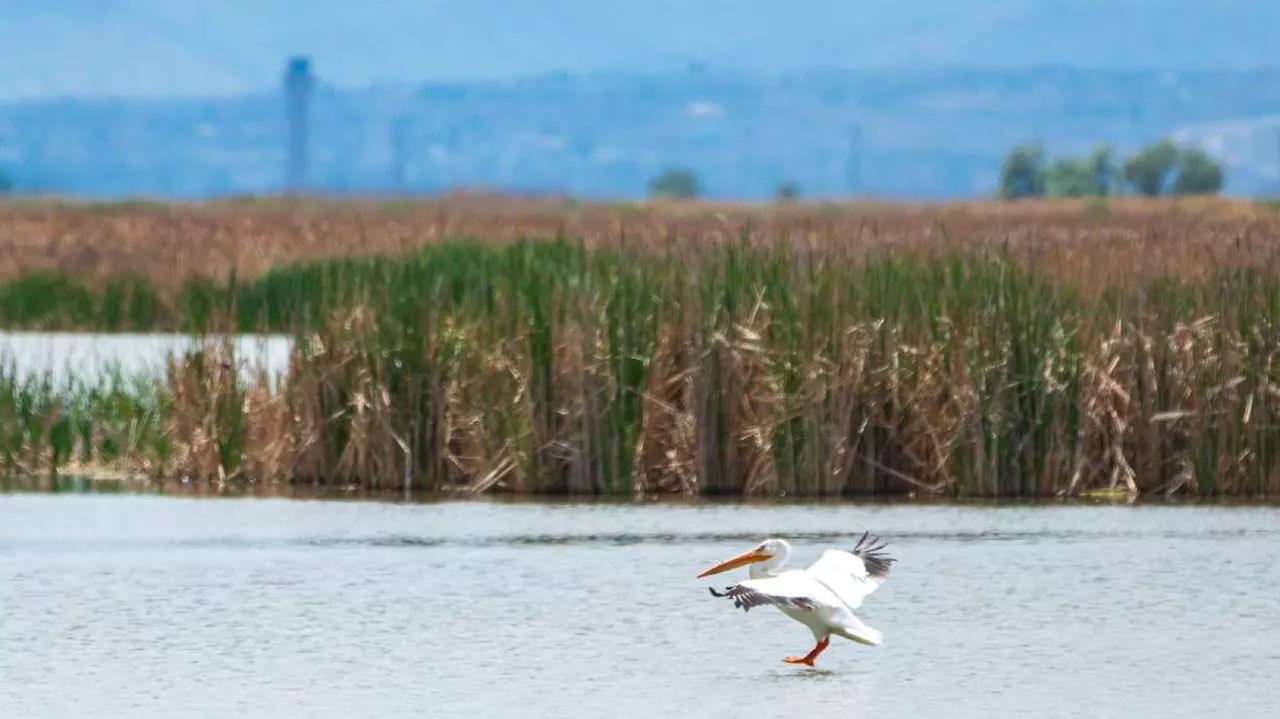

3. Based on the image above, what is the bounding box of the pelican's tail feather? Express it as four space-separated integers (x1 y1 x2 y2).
835 615 883 646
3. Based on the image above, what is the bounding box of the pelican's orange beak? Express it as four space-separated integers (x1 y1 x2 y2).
696 547 773 578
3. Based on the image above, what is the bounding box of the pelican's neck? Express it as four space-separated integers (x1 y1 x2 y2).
748 539 791 578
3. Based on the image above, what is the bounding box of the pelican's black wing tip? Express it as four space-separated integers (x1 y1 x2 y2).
851 531 896 579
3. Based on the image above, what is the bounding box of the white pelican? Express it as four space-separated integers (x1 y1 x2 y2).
696 532 896 667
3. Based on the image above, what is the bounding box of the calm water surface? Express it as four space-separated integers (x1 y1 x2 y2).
1 492 1277 718
0 332 291 383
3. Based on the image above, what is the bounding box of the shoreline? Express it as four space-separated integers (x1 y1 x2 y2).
8 471 1280 507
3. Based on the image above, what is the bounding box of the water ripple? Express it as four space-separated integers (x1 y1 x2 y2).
4 527 1276 555
291 526 1280 549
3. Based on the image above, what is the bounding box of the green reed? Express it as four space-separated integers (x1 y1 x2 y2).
1 236 1280 497
0 358 168 477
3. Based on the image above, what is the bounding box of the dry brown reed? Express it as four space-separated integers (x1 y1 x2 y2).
2 194 1278 291
6 195 1280 499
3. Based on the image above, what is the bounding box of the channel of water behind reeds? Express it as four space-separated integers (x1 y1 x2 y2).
3 234 1280 498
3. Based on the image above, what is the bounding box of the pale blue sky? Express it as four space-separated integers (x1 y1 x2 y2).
1 0 1277 99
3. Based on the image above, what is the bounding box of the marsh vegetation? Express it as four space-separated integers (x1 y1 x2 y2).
3 196 1280 497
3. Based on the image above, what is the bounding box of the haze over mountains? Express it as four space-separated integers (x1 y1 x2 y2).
1 0 1279 198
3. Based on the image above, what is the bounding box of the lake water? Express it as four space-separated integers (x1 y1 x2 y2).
1 489 1277 719
0 332 292 384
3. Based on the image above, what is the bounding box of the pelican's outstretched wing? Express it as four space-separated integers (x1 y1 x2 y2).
708 572 830 613
804 532 896 610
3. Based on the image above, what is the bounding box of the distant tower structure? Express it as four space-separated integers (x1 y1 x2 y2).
283 56 316 193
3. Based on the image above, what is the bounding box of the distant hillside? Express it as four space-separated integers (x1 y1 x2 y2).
2 67 1280 200
2 0 1279 99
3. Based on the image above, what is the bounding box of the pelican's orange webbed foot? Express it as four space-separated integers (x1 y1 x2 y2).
783 637 829 667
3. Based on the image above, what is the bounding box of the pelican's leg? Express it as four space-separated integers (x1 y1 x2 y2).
783 636 830 667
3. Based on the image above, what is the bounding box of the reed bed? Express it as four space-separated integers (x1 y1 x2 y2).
4 223 1280 498
2 194 1277 294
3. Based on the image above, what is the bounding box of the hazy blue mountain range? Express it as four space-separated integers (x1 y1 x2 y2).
3 0 1280 99
2 1 1280 199
3 66 1280 200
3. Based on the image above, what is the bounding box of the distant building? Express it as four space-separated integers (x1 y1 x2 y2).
283 56 315 193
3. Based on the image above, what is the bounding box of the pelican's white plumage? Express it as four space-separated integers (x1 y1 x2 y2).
696 532 896 666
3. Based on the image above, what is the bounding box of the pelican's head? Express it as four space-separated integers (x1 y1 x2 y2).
696 537 791 578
